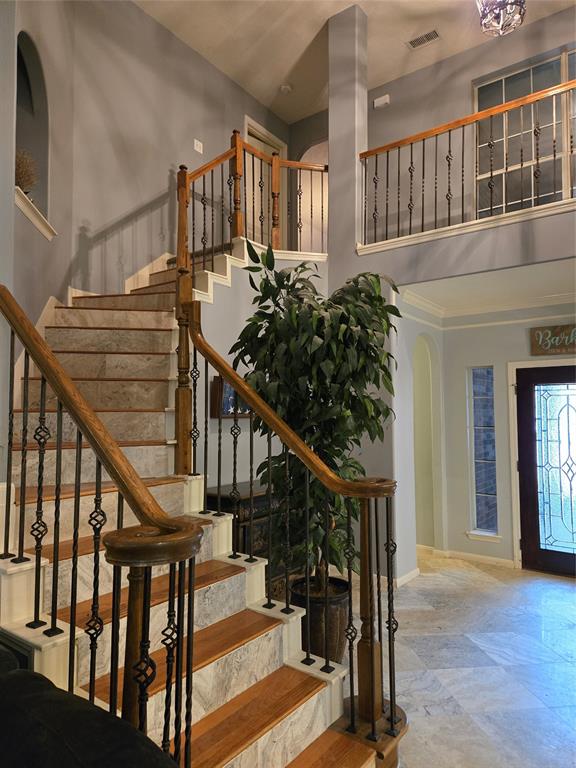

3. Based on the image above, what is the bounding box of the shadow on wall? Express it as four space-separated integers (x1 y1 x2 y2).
69 168 177 296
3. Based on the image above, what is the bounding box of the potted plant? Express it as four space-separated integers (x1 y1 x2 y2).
231 243 399 662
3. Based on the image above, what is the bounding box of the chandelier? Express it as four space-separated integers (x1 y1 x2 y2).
476 0 526 37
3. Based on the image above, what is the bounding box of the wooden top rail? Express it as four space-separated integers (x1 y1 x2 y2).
0 284 202 567
187 148 235 183
187 297 395 499
279 159 328 172
361 79 576 159
242 140 274 165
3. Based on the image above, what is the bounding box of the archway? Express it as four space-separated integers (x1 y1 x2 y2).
16 32 48 214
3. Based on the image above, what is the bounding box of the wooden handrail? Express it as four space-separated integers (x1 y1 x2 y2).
361 78 576 159
187 148 235 184
187 297 395 499
242 140 274 165
0 284 202 567
279 159 328 172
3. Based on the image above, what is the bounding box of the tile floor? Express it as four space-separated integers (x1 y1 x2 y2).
392 553 576 768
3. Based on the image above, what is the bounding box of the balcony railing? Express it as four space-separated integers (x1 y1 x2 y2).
360 79 576 246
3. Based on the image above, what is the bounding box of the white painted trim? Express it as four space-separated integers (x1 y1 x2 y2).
507 357 576 568
466 530 502 542
401 310 576 333
243 117 288 157
431 548 515 568
395 567 420 588
239 237 327 263
357 198 576 256
14 187 57 241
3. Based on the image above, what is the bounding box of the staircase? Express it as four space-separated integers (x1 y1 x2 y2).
0 240 380 767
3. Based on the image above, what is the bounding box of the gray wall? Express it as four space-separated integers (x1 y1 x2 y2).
12 0 290 323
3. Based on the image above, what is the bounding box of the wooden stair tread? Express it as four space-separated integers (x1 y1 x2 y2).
182 666 325 768
16 475 183 504
131 282 176 292
89 609 281 704
72 292 175 299
287 730 376 768
57 559 243 628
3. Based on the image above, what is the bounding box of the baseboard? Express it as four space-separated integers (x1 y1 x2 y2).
394 567 420 587
431 548 515 568
124 251 172 293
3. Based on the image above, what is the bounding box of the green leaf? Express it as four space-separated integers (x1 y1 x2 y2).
247 241 260 264
266 245 275 270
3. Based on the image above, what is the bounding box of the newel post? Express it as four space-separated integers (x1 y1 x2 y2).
230 130 244 238
175 164 192 475
271 152 281 249
357 498 382 733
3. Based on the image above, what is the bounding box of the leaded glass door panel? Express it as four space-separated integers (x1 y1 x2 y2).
517 366 576 576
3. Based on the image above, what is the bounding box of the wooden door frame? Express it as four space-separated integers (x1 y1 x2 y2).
508 358 576 568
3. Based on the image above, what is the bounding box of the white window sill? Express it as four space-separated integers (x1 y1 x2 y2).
14 187 57 242
466 529 502 543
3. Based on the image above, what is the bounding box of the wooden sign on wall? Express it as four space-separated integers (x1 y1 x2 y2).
530 324 576 356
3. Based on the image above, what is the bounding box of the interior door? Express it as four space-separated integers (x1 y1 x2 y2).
517 365 576 576
245 126 288 248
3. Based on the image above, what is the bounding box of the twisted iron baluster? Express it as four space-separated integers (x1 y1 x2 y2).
108 493 124 713
13 352 30 563
252 153 255 240
297 169 303 251
281 446 294 615
227 173 233 245
44 401 64 637
520 106 525 209
344 498 358 733
215 397 224 517
461 126 465 223
408 143 415 235
27 375 51 627
190 348 200 474
434 135 439 229
374 500 385 713
201 175 207 270
202 358 209 514
259 158 265 245
385 151 390 241
384 496 399 736
172 561 186 764
321 170 325 252
302 468 314 666
161 564 177 752
396 147 401 237
263 432 275 609
446 129 453 224
183 557 196 767
363 159 367 244
320 494 334 673
67 429 83 693
552 95 557 201
134 567 156 733
421 140 426 233
246 411 256 562
211 169 215 271
488 117 495 216
0 329 15 559
229 392 241 559
86 459 106 702
373 155 379 244
534 101 541 206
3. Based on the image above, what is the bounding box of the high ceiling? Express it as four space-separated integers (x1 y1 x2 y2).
136 0 573 123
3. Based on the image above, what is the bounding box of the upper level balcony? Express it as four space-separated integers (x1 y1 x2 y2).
357 79 576 286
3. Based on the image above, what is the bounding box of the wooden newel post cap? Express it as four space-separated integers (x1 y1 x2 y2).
179 164 188 172
103 517 203 567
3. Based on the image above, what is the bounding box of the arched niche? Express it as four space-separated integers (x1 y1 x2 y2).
16 31 48 215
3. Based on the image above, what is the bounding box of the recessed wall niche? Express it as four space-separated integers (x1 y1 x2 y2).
16 32 48 215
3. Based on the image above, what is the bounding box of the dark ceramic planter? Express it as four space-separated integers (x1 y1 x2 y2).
290 576 349 664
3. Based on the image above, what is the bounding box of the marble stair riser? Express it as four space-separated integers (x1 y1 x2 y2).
18 481 188 548
74 569 246 687
131 282 176 295
12 443 173 486
45 327 174 353
53 308 175 330
25 378 170 410
223 686 329 768
148 269 177 286
72 294 176 311
14 410 167 443
32 353 171 379
146 624 284 746
42 525 213 611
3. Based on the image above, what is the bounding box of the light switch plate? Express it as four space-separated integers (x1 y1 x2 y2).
194 139 203 154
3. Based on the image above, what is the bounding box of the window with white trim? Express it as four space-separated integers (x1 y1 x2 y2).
469 367 498 533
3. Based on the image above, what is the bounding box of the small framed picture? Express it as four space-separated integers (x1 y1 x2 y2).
210 375 251 419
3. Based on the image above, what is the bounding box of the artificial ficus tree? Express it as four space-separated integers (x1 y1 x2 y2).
231 243 400 593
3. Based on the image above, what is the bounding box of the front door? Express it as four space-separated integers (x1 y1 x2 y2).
517 365 576 576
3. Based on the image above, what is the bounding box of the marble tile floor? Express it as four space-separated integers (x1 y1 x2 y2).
390 553 576 768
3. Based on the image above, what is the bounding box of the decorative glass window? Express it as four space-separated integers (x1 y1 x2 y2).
469 367 498 532
475 50 575 217
535 383 576 554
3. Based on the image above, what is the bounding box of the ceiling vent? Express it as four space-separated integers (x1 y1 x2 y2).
406 29 440 50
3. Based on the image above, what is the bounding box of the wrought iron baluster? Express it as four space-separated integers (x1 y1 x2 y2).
321 495 334 673
228 392 241 559
191 181 196 266
252 153 255 240
1 329 15 559
446 129 453 225
396 146 401 238
13 352 30 563
184 557 196 767
227 172 233 246
45 401 64 637
367 498 377 741
202 358 209 514
268 162 272 244
243 149 247 238
297 169 303 251
301 468 314 666
310 169 313 251
421 140 426 233
534 102 541 206
520 106 525 208
488 116 495 216
345 498 357 733
86 459 106 702
363 159 367 244
190 348 200 475
504 112 509 212
263 432 275 609
215 397 224 517
134 566 156 733
68 429 83 693
374 500 385 714
221 164 225 256
201 175 207 270
108 493 124 713
384 496 399 736
373 155 379 244
408 143 415 235
385 151 390 241
211 169 215 271
434 135 438 229
321 170 325 252
281 446 293 615
461 126 465 223
172 560 186 765
259 158 265 245
27 375 50 627
246 411 256 562
553 95 557 201
161 563 177 751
